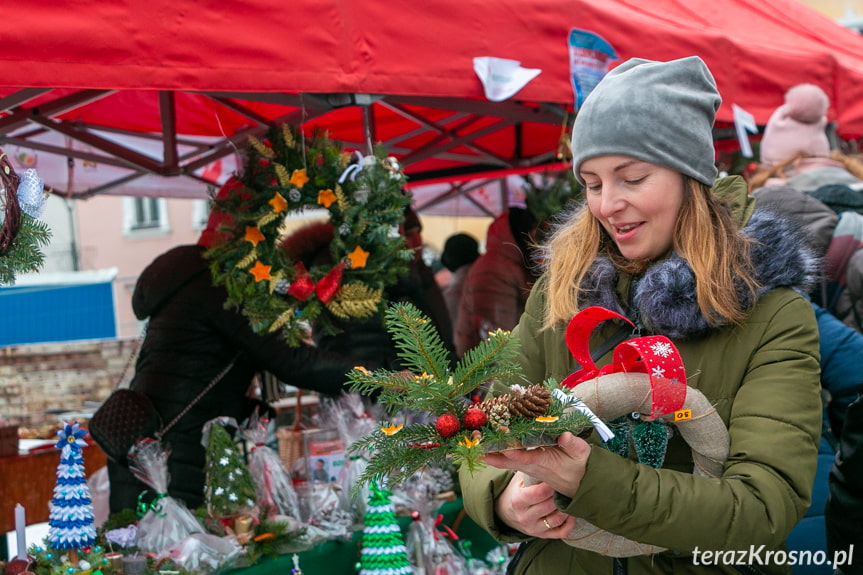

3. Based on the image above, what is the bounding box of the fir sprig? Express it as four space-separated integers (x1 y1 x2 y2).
386 302 453 381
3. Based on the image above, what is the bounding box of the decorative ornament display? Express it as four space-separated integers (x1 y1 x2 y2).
358 485 413 575
204 125 414 346
347 303 594 487
0 150 51 285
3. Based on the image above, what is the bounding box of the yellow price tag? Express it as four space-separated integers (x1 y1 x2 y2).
674 409 692 421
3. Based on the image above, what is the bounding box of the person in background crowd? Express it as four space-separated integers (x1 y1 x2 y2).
105 179 370 513
748 83 863 332
460 56 822 574
454 207 538 359
749 83 863 194
439 232 480 329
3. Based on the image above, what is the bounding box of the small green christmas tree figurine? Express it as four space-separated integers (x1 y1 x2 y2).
204 421 258 518
358 484 413 575
47 422 96 566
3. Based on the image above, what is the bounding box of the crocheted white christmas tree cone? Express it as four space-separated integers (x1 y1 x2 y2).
358 484 413 575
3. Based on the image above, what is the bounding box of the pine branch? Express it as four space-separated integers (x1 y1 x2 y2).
347 368 457 414
385 302 451 381
451 330 521 398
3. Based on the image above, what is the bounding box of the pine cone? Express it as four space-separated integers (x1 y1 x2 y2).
509 384 552 418
487 403 511 428
477 396 512 428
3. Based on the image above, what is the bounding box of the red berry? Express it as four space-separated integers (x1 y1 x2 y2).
259 158 270 167
435 413 461 438
263 139 271 147
463 408 488 430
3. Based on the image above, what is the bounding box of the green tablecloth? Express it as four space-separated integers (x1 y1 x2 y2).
224 498 499 575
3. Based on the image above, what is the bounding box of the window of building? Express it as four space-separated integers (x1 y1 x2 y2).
122 197 170 237
192 198 212 231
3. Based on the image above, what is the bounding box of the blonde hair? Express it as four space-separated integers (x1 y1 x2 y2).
749 150 863 191
541 178 759 331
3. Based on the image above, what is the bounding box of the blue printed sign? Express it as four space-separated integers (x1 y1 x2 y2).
568 29 619 110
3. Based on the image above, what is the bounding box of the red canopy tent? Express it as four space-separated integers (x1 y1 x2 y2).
2 0 863 215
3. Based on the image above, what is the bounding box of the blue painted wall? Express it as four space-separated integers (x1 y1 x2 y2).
0 282 116 346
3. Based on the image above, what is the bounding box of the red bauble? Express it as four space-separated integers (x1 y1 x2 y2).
435 413 461 438
463 408 488 430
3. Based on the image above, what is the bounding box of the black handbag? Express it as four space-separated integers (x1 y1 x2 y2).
89 389 162 465
89 352 240 466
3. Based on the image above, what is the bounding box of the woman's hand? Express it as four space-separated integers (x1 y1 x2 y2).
483 432 591 499
494 472 577 538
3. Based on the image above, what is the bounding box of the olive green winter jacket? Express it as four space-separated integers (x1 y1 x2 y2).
460 179 823 575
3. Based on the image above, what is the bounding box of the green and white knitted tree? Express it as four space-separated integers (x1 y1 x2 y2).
358 484 413 575
204 421 258 518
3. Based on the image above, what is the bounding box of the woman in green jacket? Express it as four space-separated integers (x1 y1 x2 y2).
460 57 823 574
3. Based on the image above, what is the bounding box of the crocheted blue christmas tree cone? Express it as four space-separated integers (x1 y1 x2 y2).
47 422 96 556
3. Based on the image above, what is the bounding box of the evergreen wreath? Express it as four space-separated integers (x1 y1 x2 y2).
347 302 593 488
205 125 414 346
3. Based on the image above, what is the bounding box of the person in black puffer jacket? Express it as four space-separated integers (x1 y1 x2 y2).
825 392 863 574
107 183 373 513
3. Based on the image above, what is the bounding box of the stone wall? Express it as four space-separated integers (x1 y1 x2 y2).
0 338 139 428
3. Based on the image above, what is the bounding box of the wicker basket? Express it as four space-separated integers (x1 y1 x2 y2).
276 391 305 472
0 424 19 458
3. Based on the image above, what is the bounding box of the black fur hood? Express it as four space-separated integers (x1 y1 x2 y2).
576 178 820 339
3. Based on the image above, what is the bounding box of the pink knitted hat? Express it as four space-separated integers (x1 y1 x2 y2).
759 84 831 168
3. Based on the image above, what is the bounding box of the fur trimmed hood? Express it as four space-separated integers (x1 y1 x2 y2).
578 178 820 339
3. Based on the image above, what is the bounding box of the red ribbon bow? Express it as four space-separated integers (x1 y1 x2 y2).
287 261 345 304
560 306 687 418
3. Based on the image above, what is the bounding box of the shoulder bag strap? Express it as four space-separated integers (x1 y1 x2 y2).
155 352 242 440
114 326 147 389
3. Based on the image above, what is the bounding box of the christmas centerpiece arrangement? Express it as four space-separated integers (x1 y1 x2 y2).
204 124 414 346
346 302 596 488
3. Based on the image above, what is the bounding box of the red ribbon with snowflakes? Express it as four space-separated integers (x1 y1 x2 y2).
560 306 687 418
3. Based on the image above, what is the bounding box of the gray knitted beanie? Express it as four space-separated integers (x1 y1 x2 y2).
570 56 721 186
